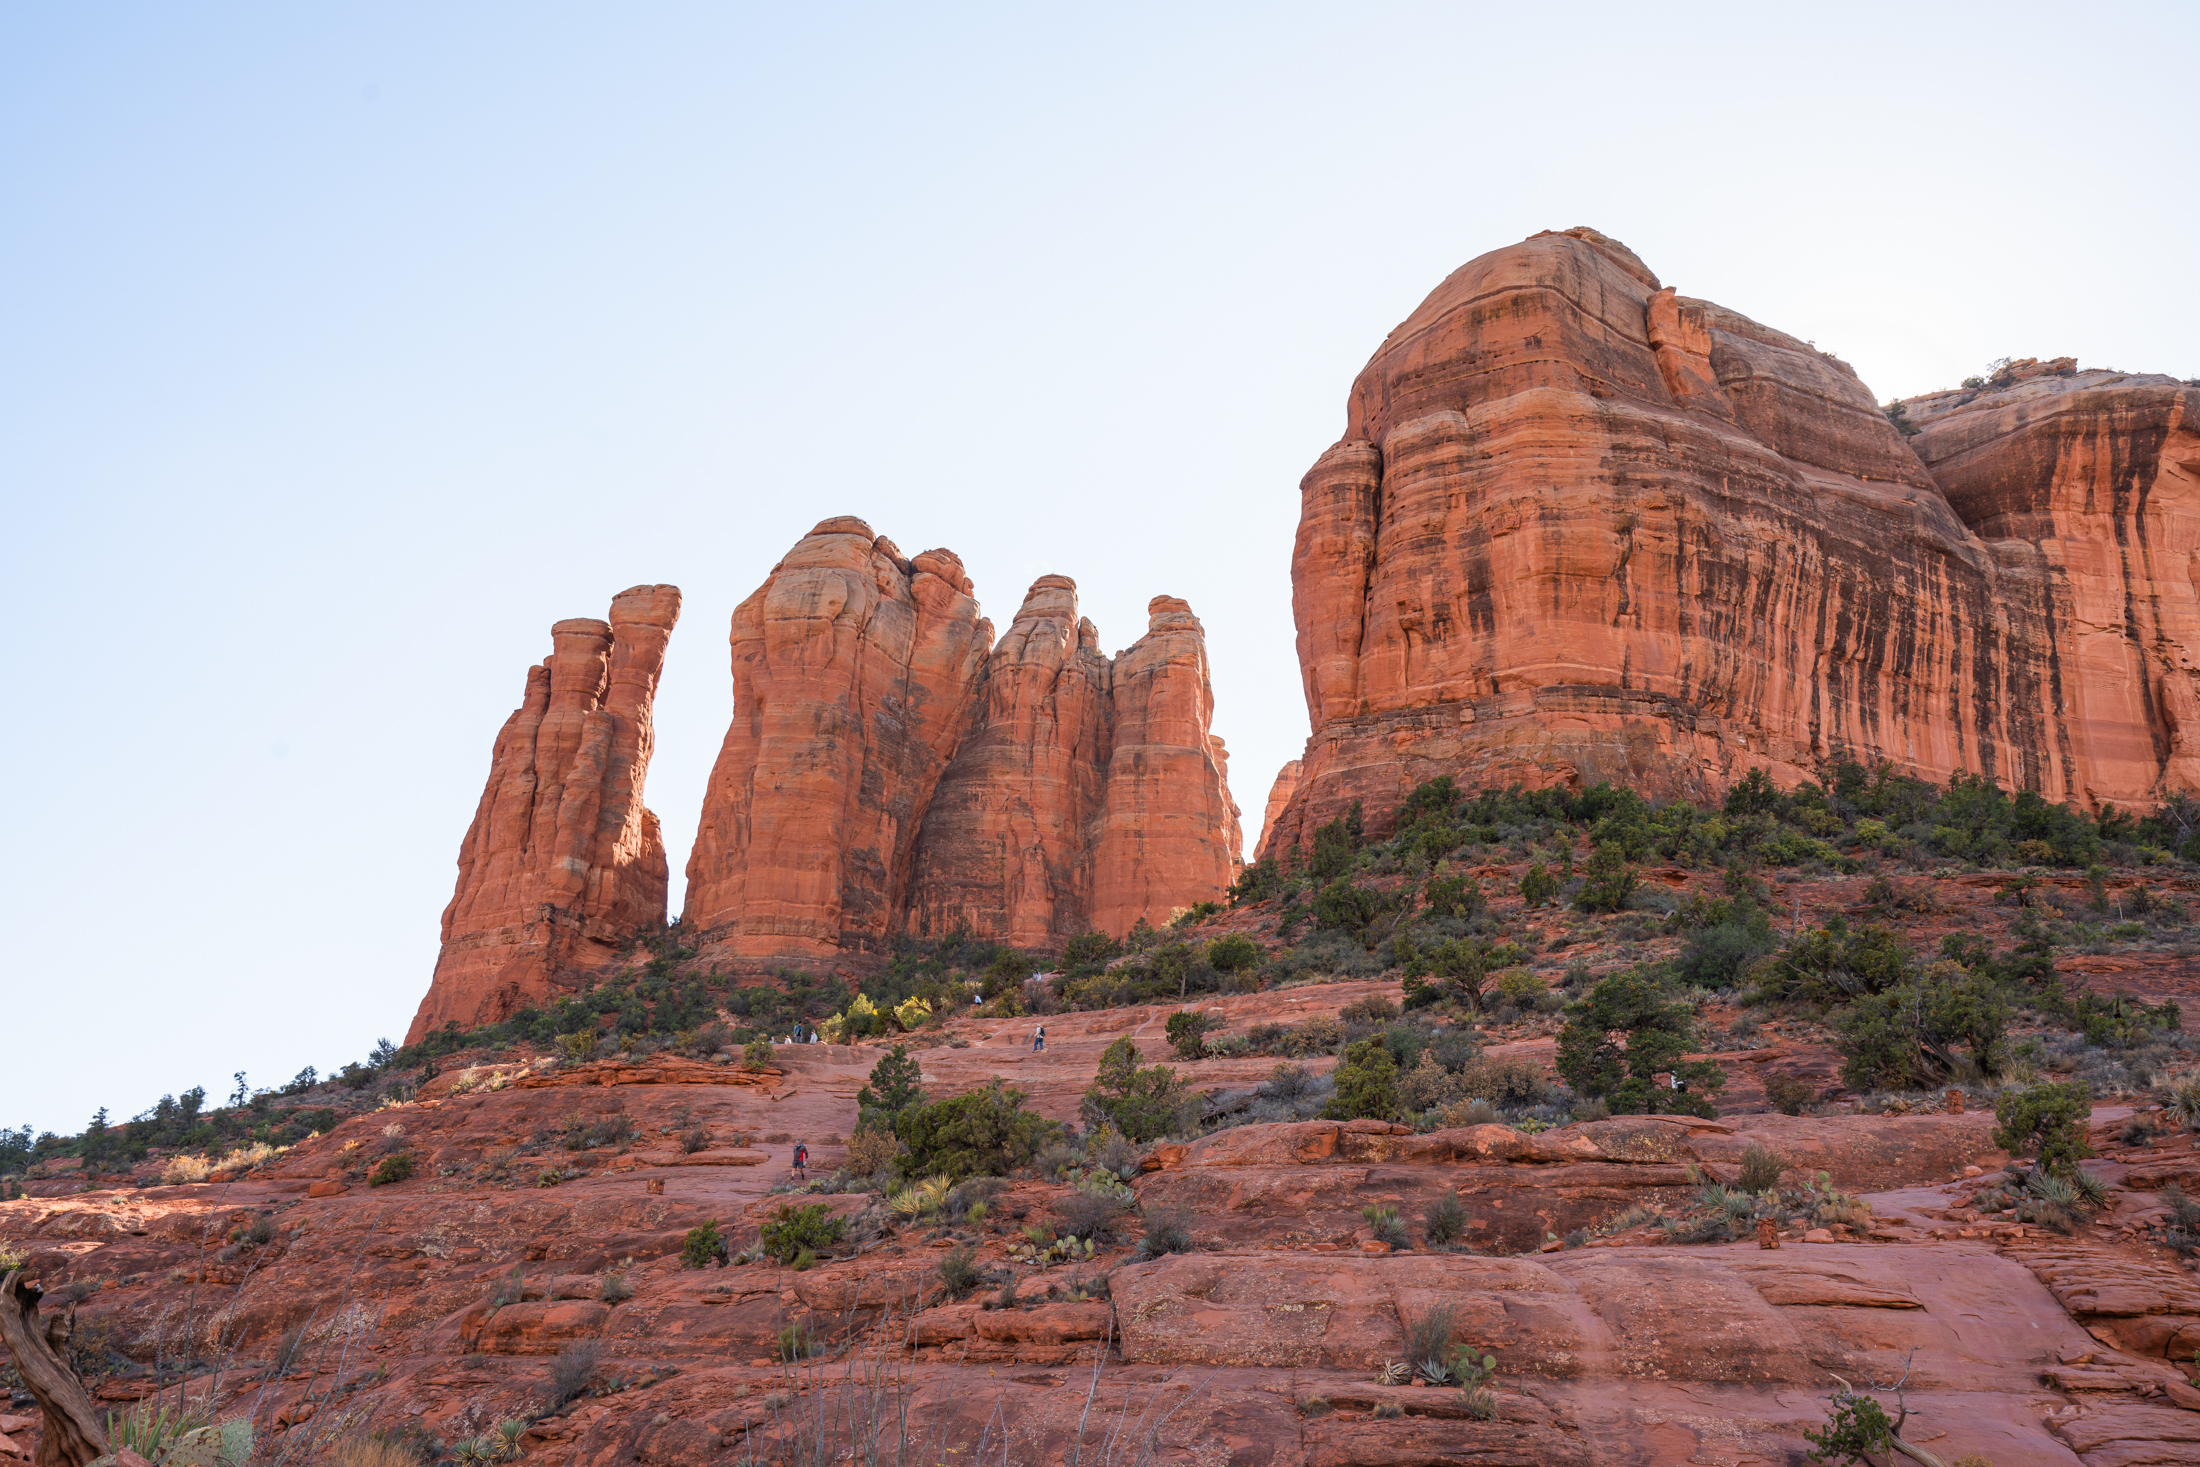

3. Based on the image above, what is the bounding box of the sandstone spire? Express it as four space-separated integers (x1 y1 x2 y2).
408 584 681 1042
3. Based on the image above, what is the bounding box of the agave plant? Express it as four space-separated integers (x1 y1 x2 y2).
1418 1356 1456 1386
1376 1360 1412 1386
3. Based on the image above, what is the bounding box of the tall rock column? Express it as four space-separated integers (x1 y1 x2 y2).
1088 597 1243 936
409 584 682 1042
682 518 992 956
904 576 1115 946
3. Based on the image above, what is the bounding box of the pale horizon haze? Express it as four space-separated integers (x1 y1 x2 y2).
6 3 2197 1135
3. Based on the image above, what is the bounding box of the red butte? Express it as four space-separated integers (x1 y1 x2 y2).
1265 227 2200 854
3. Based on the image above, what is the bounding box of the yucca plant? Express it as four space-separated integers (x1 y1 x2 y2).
107 1405 206 1463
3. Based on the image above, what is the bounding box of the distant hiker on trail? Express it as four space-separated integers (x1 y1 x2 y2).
1033 1024 1046 1054
792 1140 808 1179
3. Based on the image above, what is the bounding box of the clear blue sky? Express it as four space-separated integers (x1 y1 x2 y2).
6 2 2195 1135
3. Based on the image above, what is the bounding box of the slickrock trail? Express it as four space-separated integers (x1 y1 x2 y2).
8 981 2200 1467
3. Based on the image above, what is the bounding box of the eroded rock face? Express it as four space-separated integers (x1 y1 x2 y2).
1253 759 1300 861
685 521 1241 958
1905 368 2200 800
682 519 993 958
1272 225 2200 853
412 585 681 1042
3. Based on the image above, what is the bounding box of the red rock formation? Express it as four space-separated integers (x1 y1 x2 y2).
682 518 992 958
686 522 1241 958
1905 368 2200 800
1272 225 2200 854
411 585 681 1042
1252 759 1299 862
1086 597 1242 935
901 576 1112 947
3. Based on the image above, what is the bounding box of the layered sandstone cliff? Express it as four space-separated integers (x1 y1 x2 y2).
684 518 1242 958
1268 226 2200 854
412 585 682 1042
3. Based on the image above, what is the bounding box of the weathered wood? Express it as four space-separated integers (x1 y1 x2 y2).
0 1270 109 1467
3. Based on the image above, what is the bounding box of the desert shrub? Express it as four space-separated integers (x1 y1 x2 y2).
896 1079 1056 1177
1339 995 1402 1025
1993 1081 2094 1177
677 1125 709 1155
1206 935 1261 973
1136 1206 1195 1259
1361 1205 1410 1249
1165 1009 1220 1059
1738 1143 1787 1194
1453 1054 1549 1105
1676 906 1777 989
1519 863 1559 909
742 1038 774 1069
1399 1054 1459 1112
326 1438 426 1467
1424 1193 1468 1247
1765 1074 1815 1115
1264 1062 1315 1101
545 1340 601 1408
776 1321 818 1361
599 1270 631 1303
367 1153 414 1188
1085 1038 1197 1143
1055 1188 1127 1243
844 1123 902 1177
760 1203 848 1264
1323 1038 1404 1123
939 1247 981 1299
1555 969 1724 1117
1492 969 1547 1009
1439 1098 1500 1127
1572 845 1639 914
680 1220 726 1269
1423 870 1484 920
1313 880 1395 938
562 1113 638 1151
1402 1303 1458 1374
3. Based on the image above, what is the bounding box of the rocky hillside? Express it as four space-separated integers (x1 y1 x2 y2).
12 768 2200 1466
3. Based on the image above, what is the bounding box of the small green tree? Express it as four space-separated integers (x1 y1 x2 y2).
857 1044 926 1122
1422 871 1483 920
1308 804 1363 881
1993 1081 2094 1177
1205 934 1260 973
1572 845 1638 914
1322 1038 1403 1123
1313 880 1392 937
1063 930 1121 969
1519 863 1559 909
1086 1037 1195 1143
1555 970 1724 1118
1165 1009 1220 1059
895 1079 1055 1178
1835 969 2009 1090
